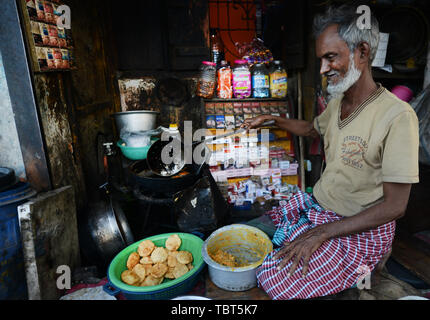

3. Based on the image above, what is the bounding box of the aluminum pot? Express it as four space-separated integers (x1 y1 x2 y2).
202 224 273 292
113 111 159 134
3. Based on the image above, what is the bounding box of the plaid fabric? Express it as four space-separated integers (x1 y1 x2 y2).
256 191 395 300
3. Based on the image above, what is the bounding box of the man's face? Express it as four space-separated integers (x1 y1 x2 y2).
316 24 362 97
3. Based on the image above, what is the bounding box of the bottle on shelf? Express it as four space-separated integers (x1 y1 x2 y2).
217 60 233 99
252 63 270 98
269 61 288 99
210 28 224 68
196 61 217 99
232 60 252 99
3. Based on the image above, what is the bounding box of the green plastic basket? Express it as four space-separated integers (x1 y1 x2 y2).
104 233 205 300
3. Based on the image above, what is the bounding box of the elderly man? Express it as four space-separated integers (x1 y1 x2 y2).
242 5 419 300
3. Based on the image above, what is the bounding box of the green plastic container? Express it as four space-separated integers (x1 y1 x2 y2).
117 138 158 161
103 233 205 300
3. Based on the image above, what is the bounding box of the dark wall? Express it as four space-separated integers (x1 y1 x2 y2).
25 0 122 210
110 0 210 73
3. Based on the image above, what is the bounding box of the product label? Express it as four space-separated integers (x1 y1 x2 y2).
252 75 270 89
233 71 251 98
253 74 270 98
270 72 288 98
217 68 233 99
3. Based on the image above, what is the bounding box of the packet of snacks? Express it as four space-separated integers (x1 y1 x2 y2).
39 23 50 45
53 48 63 69
61 49 70 69
235 38 274 67
35 0 45 21
36 46 47 70
48 25 59 47
30 21 43 45
26 0 37 19
57 28 67 48
42 0 55 24
52 2 62 25
45 47 55 69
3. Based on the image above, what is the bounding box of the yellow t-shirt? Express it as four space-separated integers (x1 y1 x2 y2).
313 85 419 217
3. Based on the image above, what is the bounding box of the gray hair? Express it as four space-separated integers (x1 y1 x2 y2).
313 4 380 63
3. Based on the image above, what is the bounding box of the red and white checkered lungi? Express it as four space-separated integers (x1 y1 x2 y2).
256 191 395 300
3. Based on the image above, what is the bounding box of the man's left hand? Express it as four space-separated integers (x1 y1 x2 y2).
273 225 330 278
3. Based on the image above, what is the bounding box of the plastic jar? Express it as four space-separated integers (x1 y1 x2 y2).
269 61 288 99
252 63 270 98
217 61 233 99
232 60 252 99
196 61 217 99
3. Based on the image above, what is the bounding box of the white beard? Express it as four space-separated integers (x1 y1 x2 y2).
326 53 362 100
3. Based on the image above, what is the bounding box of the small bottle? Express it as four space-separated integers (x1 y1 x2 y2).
168 124 179 135
196 61 217 99
269 61 288 99
210 28 224 68
217 60 233 99
232 60 252 99
252 63 270 98
165 124 181 143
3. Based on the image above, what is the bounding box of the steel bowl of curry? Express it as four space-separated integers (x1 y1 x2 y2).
202 224 273 292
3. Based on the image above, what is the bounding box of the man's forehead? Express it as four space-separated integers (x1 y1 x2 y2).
316 24 349 57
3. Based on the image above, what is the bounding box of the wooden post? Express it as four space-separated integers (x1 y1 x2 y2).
298 71 306 192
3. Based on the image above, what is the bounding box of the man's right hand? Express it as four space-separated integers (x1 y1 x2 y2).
241 115 273 130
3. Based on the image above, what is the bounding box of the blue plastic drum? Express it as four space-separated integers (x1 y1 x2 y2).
0 182 36 300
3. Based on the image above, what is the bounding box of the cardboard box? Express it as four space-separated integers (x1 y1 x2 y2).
206 115 216 129
216 115 226 129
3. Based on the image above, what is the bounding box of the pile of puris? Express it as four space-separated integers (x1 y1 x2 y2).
121 234 194 287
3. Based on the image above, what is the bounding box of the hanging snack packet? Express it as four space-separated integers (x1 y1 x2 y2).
42 0 55 24
61 49 70 69
45 47 55 69
48 25 59 47
53 48 63 69
39 23 50 45
26 0 37 19
57 27 67 48
35 0 45 21
31 21 43 45
36 46 47 70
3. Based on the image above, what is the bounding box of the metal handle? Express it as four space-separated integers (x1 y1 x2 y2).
103 282 120 296
191 231 205 239
133 188 175 205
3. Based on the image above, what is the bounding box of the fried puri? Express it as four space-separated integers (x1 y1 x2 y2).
121 270 140 286
140 275 163 287
121 235 195 287
165 267 176 279
176 251 193 265
165 234 181 251
167 255 177 268
139 256 153 265
151 247 168 263
150 263 168 278
138 240 155 257
126 252 140 270
173 263 189 279
132 263 147 280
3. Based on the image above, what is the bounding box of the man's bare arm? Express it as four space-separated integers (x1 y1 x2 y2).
274 182 411 276
241 115 319 139
322 182 411 240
